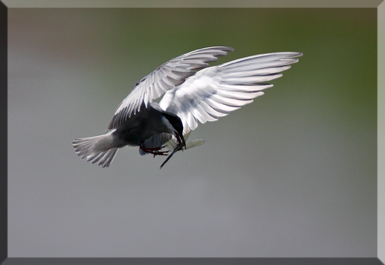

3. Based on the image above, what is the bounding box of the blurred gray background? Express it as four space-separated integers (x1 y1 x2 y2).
8 9 376 257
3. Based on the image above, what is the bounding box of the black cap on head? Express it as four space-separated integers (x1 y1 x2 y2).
163 112 185 147
163 112 182 134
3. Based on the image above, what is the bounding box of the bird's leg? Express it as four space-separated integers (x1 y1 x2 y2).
140 146 169 157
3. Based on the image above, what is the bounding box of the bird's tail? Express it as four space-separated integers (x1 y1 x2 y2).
72 131 118 168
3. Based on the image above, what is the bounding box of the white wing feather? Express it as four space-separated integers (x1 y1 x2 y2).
159 52 302 134
107 46 234 130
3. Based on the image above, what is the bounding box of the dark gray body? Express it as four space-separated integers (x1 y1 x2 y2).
73 101 184 168
112 103 182 148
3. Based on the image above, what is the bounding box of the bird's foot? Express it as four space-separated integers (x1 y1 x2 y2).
140 146 169 157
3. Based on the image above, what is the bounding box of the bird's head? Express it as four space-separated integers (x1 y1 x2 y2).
162 112 186 149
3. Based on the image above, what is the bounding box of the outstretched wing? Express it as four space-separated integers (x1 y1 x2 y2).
159 52 302 134
107 46 234 130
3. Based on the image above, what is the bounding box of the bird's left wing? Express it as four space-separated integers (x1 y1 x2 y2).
159 52 302 134
107 46 234 130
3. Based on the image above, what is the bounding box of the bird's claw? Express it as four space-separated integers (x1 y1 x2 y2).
140 146 169 157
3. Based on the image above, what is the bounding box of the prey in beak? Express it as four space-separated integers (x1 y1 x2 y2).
160 142 184 169
160 131 206 169
160 130 186 169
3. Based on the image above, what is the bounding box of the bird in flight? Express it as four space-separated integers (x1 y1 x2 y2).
72 46 302 168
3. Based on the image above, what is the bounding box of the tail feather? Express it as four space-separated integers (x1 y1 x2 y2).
72 132 118 168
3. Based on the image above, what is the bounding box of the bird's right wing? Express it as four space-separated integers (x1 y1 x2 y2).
159 52 303 134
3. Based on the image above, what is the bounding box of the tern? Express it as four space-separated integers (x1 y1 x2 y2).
72 46 302 168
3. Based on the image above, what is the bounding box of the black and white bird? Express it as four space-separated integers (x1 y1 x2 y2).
72 46 302 168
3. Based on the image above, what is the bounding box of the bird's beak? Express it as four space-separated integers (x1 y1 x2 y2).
174 130 186 150
159 130 186 169
160 132 185 169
